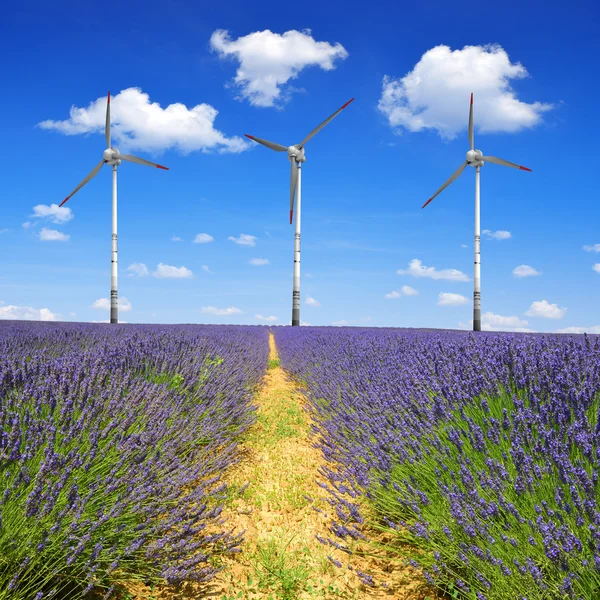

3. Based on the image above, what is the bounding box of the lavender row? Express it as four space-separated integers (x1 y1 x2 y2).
274 326 600 599
0 321 269 599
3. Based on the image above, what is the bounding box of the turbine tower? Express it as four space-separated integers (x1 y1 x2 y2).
58 92 169 324
245 98 354 326
422 93 531 332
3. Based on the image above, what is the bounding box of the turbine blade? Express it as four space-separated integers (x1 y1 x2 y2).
298 98 354 148
119 154 169 170
105 92 111 148
468 93 474 151
245 135 287 152
290 159 298 224
481 155 531 171
60 159 105 206
422 161 468 209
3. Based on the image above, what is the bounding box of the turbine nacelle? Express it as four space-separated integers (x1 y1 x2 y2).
466 149 484 167
103 147 121 165
288 145 306 163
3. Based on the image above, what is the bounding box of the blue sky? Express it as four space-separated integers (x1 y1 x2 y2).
1 0 598 332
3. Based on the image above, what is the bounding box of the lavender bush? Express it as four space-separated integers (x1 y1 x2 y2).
0 321 269 598
274 326 600 599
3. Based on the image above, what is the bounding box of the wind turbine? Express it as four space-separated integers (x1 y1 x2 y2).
245 98 354 326
422 93 531 332
58 92 169 324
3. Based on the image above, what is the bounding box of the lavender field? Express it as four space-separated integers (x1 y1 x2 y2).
0 321 269 598
3 322 600 599
275 327 600 599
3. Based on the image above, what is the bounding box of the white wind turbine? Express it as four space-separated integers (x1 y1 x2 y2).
422 93 532 332
245 98 354 326
58 92 169 324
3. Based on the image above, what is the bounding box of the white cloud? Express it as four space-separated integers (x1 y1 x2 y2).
459 311 533 332
256 314 277 322
38 87 248 154
300 321 312 326
378 44 553 139
461 244 468 249
401 285 419 296
556 326 600 334
22 222 33 229
583 244 600 253
483 229 511 240
437 292 468 306
69 312 76 317
171 236 183 242
593 264 600 274
385 290 402 299
513 265 541 278
153 263 194 279
305 296 320 307
201 265 212 274
193 233 214 244
332 320 349 326
127 262 149 277
229 234 257 247
0 229 9 234
249 258 269 266
210 28 348 107
201 306 242 316
0 302 59 322
397 259 469 281
31 203 73 224
91 297 132 312
525 300 567 320
40 228 69 242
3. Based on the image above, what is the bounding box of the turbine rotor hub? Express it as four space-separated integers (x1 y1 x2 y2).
288 145 306 163
103 147 121 165
466 149 484 167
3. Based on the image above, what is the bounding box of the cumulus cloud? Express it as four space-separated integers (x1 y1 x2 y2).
38 87 248 154
483 229 511 240
249 258 269 266
31 203 73 224
525 300 567 319
385 290 402 299
201 265 212 274
305 296 320 307
91 297 132 312
229 234 256 247
171 236 183 242
397 259 469 281
437 292 468 306
556 326 600 334
583 244 600 253
402 285 419 296
40 228 69 242
22 222 33 229
594 264 600 273
193 233 214 244
153 263 194 279
513 265 541 278
201 306 242 316
460 311 533 332
256 314 277 322
0 302 59 322
378 44 553 139
210 28 348 107
127 263 149 277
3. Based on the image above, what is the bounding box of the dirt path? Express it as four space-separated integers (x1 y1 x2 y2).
132 332 435 599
